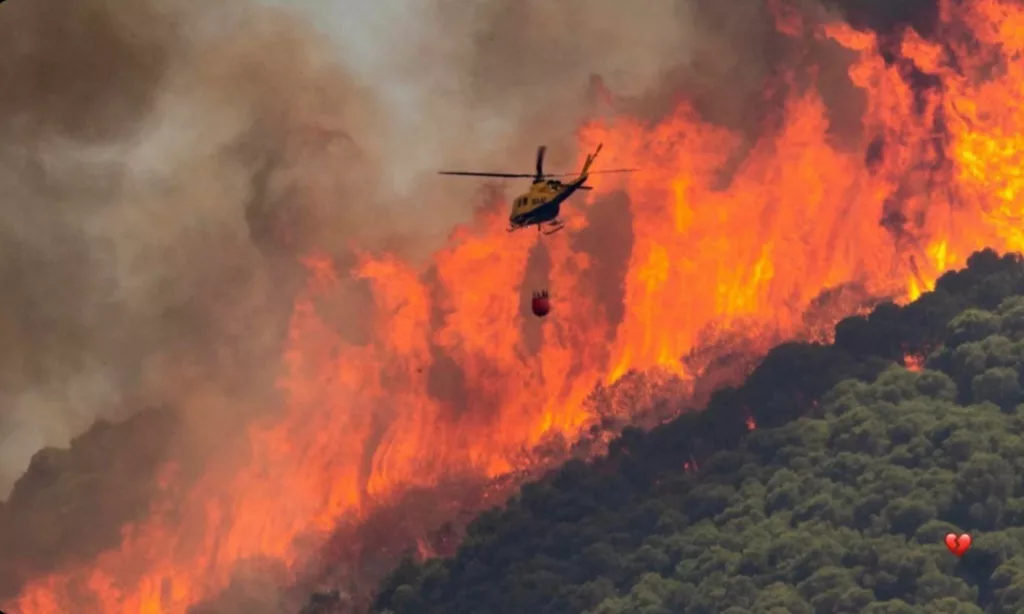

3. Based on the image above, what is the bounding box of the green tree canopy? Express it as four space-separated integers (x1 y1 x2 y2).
365 253 1024 614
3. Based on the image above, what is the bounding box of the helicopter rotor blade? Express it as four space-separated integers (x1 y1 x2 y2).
438 171 536 178
541 169 640 177
535 145 547 180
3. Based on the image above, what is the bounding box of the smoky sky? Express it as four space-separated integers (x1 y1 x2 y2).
0 0 911 499
0 0 713 498
0 0 392 497
824 0 941 37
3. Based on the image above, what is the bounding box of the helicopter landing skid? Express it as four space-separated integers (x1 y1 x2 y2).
541 220 565 235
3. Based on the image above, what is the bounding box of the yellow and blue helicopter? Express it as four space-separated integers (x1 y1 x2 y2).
439 144 635 235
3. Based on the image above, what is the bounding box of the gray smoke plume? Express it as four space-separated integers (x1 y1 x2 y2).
0 0 389 496
0 0 710 497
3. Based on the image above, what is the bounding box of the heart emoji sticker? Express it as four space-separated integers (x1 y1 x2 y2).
945 532 972 557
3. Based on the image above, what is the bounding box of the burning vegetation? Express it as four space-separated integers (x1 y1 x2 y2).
6 0 1024 613
372 252 1024 614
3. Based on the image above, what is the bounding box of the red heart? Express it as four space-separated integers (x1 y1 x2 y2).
945 532 972 557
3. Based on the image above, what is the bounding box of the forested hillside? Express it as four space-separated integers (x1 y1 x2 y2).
369 249 1024 614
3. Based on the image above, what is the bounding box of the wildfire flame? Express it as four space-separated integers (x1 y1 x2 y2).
11 0 1024 611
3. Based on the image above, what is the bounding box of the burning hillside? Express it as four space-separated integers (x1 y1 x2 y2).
6 0 1024 612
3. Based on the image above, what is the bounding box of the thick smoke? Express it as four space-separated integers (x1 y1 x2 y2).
0 0 709 497
0 0 899 499
0 0 953 608
0 0 390 497
295 0 703 240
824 0 941 37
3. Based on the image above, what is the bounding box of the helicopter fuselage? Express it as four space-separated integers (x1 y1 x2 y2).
438 142 617 236
508 176 587 232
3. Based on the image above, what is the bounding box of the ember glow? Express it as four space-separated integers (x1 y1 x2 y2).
12 0 1024 611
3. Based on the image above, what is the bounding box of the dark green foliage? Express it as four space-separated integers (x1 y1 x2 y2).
371 250 1024 614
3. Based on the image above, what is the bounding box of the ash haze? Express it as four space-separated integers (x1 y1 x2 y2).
0 0 698 497
274 0 700 216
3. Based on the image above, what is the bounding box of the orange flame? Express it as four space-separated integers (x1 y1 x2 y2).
12 0 1024 611
904 353 926 372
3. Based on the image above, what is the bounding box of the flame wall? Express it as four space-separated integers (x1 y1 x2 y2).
11 0 1024 612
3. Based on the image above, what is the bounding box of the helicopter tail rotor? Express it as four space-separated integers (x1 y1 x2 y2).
534 145 547 181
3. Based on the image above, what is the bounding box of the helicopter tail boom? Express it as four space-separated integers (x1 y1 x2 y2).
577 143 603 181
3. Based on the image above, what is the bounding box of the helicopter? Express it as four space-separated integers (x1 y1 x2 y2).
438 143 635 235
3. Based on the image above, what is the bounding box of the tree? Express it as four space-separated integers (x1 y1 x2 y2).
366 253 1024 614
